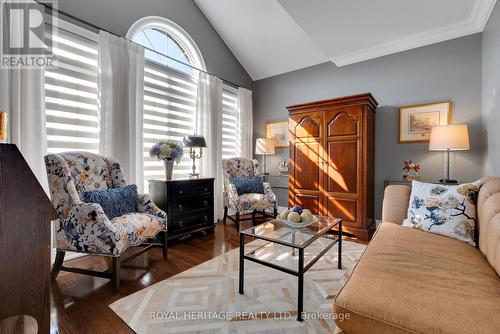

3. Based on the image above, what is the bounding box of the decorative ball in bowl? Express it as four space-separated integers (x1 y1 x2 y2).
277 205 317 228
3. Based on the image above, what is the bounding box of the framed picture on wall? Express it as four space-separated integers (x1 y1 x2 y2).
0 112 7 143
399 101 451 143
266 121 289 147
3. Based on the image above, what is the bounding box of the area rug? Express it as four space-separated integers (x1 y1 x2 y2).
110 239 365 333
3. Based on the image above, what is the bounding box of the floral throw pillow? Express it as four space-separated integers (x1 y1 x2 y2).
403 180 482 246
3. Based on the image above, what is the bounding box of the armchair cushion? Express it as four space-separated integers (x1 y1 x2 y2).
237 193 275 212
111 213 167 251
82 185 139 219
230 175 265 195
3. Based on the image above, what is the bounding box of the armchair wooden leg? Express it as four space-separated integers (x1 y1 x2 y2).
51 250 65 281
162 231 168 259
112 257 121 291
251 209 256 225
223 206 228 224
273 206 278 218
235 211 240 231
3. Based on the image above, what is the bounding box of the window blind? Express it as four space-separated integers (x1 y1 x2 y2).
44 21 100 154
222 85 241 159
143 63 197 191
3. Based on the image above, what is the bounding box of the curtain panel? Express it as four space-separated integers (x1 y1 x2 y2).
238 87 253 160
196 72 224 221
0 2 48 193
98 31 145 191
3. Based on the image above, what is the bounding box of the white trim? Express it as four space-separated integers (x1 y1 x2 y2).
126 16 206 71
331 0 497 67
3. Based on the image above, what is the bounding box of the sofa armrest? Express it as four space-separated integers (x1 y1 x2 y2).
382 185 411 225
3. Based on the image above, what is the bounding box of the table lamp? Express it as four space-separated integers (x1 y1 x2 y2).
183 135 207 178
429 124 470 184
255 138 276 175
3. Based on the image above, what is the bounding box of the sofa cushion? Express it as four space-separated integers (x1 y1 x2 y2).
333 222 500 334
477 177 500 275
403 180 481 246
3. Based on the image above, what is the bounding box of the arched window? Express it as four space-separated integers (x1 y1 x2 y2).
127 16 205 76
128 17 206 189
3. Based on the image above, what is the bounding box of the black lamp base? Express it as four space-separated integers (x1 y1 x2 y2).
439 179 458 184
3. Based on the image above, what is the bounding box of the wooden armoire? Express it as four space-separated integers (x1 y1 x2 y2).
287 93 377 241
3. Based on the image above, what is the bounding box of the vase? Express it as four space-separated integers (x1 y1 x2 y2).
164 159 174 180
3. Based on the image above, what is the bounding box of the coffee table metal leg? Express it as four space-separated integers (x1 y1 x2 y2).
239 233 244 294
297 248 304 321
338 220 342 269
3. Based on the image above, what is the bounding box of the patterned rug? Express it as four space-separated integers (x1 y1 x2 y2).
110 239 365 333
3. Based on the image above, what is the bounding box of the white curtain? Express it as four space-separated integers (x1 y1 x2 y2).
98 31 145 191
196 72 224 221
238 87 253 159
0 2 48 193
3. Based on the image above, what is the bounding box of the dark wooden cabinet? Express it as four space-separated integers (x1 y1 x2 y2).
0 144 57 333
148 178 215 241
287 93 377 241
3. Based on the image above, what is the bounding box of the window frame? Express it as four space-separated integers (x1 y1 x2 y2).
126 16 206 73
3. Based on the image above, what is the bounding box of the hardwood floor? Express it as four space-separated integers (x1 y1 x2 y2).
50 219 252 334
50 218 362 334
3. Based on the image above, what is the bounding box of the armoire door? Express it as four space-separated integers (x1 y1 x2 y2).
289 111 323 214
323 106 362 226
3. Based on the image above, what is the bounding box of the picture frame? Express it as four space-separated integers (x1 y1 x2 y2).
0 112 7 143
266 121 289 148
399 101 451 143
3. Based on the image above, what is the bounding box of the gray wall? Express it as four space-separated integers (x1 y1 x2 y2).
58 0 253 89
253 34 484 218
483 2 500 176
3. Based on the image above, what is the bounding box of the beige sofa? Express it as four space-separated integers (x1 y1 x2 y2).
333 178 500 334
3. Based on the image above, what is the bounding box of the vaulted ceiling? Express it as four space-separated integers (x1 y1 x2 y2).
195 0 497 80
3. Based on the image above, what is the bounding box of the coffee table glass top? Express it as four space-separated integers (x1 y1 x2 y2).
240 216 341 249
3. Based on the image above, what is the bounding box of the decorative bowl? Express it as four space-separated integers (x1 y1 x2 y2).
279 215 318 229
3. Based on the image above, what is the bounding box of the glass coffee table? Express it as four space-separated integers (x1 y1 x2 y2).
238 216 342 321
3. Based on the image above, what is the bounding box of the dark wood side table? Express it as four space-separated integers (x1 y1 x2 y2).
383 179 412 188
149 178 215 241
384 179 459 188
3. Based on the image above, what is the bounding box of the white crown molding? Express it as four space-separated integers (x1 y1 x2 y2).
331 0 497 67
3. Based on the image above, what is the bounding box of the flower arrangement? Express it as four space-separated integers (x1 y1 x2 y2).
149 140 184 164
402 160 421 181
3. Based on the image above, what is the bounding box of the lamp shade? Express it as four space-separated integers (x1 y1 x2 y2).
429 124 470 151
183 135 207 148
255 138 276 155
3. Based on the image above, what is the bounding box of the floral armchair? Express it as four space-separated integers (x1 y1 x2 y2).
45 152 167 290
222 158 277 229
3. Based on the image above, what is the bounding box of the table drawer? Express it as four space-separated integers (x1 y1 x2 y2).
169 211 212 230
173 181 212 197
172 196 212 215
